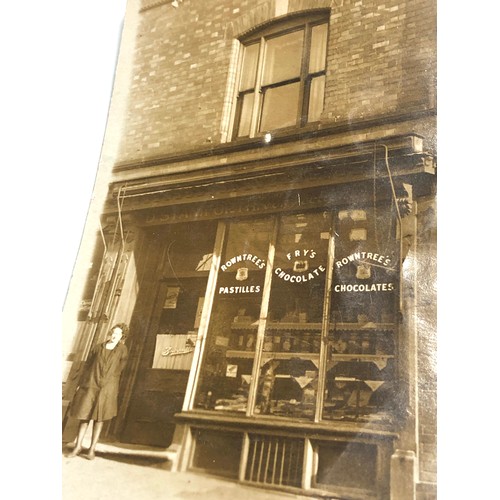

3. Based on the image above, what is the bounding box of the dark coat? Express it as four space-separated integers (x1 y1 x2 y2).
70 342 128 422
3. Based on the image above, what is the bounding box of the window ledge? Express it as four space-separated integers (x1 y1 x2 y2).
175 410 399 440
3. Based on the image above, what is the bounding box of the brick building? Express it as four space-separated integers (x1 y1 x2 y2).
62 1 437 499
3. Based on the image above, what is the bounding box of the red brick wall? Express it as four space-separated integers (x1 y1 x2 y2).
326 0 437 122
116 0 436 164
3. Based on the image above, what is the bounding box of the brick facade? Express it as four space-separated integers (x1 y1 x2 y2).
116 0 436 164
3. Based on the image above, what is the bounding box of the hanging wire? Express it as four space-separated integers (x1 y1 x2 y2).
166 240 185 291
98 219 108 254
117 185 126 246
372 144 379 249
379 144 403 314
380 145 402 229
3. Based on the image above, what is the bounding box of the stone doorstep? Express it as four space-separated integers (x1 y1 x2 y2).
96 441 177 462
66 436 178 464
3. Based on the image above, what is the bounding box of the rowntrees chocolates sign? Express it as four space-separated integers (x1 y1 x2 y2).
333 249 398 293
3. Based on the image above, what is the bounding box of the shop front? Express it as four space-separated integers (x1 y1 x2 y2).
167 199 401 500
78 132 435 499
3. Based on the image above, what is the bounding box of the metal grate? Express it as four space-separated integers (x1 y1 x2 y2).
245 434 304 488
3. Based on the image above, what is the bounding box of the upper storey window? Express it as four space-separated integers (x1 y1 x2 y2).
233 15 328 139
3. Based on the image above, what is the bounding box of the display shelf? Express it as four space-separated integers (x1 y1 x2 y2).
266 322 323 331
230 322 395 331
333 376 387 384
160 271 210 280
230 322 259 330
225 350 255 359
226 350 320 361
331 354 394 362
261 352 320 361
231 322 323 331
331 323 396 331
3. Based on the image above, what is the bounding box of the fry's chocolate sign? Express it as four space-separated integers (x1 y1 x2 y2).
275 248 326 283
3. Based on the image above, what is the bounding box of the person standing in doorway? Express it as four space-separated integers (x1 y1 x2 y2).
66 323 129 460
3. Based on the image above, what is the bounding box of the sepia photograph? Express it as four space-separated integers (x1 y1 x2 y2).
56 1 441 499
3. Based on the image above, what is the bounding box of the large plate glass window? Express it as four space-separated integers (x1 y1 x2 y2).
323 203 399 424
194 218 273 413
255 211 331 419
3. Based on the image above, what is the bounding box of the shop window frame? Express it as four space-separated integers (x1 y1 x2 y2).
189 204 400 426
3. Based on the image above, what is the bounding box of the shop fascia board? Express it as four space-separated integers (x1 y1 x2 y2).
108 133 429 201
101 157 432 219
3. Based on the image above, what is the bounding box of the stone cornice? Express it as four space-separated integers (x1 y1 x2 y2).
112 109 436 179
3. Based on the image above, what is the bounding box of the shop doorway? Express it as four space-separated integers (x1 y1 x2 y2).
120 222 217 447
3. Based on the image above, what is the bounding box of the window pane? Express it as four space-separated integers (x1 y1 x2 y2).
259 82 300 131
194 219 274 414
239 43 260 91
309 23 328 74
307 75 325 122
237 92 255 137
323 203 399 424
262 30 304 85
255 211 332 420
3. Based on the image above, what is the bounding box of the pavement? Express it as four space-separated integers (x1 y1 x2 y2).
61 440 318 500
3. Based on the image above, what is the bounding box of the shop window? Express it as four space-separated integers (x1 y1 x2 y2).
323 205 399 424
233 15 328 139
255 212 331 419
192 203 399 425
194 218 274 413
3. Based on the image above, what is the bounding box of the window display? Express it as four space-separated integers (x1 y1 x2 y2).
324 205 398 423
194 218 273 412
193 204 399 424
255 212 331 419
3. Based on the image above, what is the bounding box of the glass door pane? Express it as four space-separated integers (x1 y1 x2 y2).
194 218 274 413
255 211 332 419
